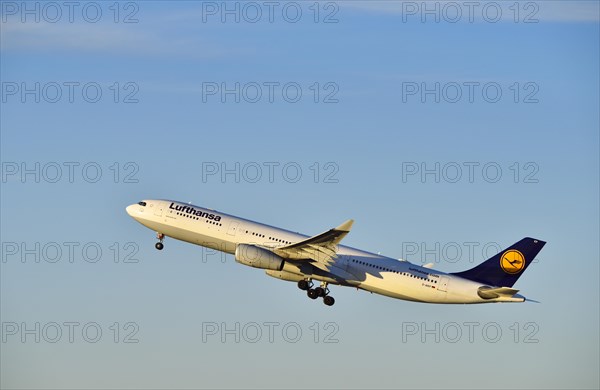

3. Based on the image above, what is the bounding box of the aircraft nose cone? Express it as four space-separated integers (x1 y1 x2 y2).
126 204 136 217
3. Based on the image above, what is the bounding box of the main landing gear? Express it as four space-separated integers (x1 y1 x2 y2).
155 233 165 250
297 280 335 306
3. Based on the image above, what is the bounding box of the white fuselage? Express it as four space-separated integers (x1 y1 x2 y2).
126 199 522 304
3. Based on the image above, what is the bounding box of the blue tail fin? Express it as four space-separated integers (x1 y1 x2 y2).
451 237 546 287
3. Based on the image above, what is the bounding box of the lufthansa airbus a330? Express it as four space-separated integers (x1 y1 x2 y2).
126 199 545 306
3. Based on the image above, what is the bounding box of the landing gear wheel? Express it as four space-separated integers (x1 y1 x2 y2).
298 280 309 291
315 287 326 297
155 232 165 250
307 289 319 299
323 296 335 306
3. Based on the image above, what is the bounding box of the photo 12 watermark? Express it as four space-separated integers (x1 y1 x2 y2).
401 321 540 343
1 82 140 104
1 161 140 184
401 161 540 184
201 81 339 103
397 1 540 24
201 321 340 344
401 241 500 265
2 241 140 264
1 1 140 23
201 161 340 184
199 1 340 24
2 321 140 344
401 81 539 104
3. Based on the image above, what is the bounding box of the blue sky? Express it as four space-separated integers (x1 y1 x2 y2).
1 1 599 389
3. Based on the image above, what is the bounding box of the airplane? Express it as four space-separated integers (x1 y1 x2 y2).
126 199 546 306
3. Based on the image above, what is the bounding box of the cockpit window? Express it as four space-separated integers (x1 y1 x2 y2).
138 201 147 206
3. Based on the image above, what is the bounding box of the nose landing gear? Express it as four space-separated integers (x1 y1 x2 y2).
297 280 335 306
155 233 165 250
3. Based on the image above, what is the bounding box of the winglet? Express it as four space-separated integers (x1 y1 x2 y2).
336 219 354 232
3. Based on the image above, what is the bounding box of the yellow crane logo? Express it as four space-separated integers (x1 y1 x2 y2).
500 250 525 274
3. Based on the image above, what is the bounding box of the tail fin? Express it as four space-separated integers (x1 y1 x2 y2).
451 237 546 287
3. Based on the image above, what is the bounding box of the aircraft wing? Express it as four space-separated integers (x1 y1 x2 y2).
273 219 354 267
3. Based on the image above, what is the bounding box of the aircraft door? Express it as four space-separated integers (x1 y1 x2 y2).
343 256 352 271
227 221 240 236
437 276 449 292
153 202 164 217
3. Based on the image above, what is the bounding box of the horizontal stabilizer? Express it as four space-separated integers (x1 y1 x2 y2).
477 286 519 299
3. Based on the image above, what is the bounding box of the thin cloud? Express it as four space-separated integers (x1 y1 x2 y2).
541 1 600 22
0 21 245 59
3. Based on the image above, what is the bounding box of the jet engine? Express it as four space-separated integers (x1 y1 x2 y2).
235 244 284 271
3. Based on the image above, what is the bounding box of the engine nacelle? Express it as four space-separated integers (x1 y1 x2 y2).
235 244 284 271
265 269 305 282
